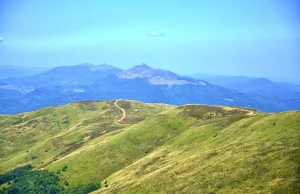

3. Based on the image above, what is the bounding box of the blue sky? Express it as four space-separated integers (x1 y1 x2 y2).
0 0 299 80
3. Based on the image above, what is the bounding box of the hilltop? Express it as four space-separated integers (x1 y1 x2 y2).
0 100 299 193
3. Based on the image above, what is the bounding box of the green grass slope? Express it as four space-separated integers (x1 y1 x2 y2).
0 100 173 173
1 101 299 193
96 110 300 194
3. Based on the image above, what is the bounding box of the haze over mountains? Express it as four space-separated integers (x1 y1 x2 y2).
0 65 49 80
0 63 299 114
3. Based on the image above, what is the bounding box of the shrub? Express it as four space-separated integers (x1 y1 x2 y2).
62 183 100 194
62 166 68 172
64 181 69 186
31 156 37 160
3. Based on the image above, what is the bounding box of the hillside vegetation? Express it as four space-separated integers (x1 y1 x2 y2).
0 100 172 172
0 100 299 193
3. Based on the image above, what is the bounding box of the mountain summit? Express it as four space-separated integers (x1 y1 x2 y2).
132 63 153 71
91 64 122 72
117 63 177 79
117 63 198 86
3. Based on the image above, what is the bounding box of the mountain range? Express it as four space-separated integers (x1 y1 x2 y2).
0 63 299 114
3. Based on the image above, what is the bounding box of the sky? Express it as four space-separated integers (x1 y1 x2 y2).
0 0 299 80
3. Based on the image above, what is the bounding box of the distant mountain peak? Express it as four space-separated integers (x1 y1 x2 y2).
75 63 94 67
139 63 151 68
255 77 273 83
249 78 277 87
91 64 121 71
131 63 153 70
116 64 203 86
118 64 174 79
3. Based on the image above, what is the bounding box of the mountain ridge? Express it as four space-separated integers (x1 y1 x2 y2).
0 100 299 193
0 63 299 114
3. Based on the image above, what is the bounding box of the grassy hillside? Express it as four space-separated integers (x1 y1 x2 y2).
0 100 173 173
0 100 299 193
97 110 300 193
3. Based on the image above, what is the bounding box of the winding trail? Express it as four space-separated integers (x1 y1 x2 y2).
39 101 127 169
114 100 126 124
40 101 127 168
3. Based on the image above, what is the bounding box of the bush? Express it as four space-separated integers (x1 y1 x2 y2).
62 166 68 172
62 183 100 194
31 156 37 160
64 180 69 186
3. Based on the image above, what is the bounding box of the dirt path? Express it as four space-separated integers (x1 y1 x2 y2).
114 100 126 124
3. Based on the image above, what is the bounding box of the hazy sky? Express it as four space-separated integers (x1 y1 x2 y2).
0 0 299 79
